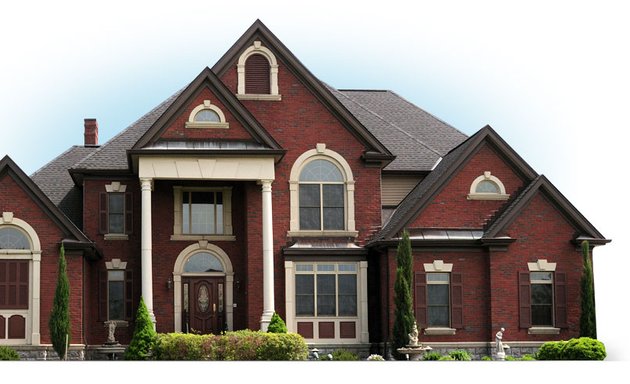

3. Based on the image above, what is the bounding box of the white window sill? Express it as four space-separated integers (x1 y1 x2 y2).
170 234 236 242
287 230 358 238
185 122 230 129
104 234 129 241
467 193 510 201
237 94 282 101
423 327 457 336
528 327 560 335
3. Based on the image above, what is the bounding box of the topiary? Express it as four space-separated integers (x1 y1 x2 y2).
267 312 287 333
125 297 157 360
0 346 20 360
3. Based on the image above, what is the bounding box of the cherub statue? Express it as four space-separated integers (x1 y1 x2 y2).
408 321 419 346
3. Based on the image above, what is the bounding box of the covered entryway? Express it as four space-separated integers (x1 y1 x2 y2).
182 276 225 334
173 242 234 333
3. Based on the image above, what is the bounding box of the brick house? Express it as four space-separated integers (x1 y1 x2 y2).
0 20 609 359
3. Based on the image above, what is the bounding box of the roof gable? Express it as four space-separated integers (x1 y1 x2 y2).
372 125 539 242
212 20 394 163
0 155 94 248
132 67 283 151
484 175 609 243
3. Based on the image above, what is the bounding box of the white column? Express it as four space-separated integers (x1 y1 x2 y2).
140 177 156 324
260 179 275 331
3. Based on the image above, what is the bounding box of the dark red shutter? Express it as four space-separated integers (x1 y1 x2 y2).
99 192 108 234
518 272 532 328
125 270 133 320
125 192 133 234
245 54 271 94
554 272 568 328
451 273 463 329
414 272 427 328
99 270 108 321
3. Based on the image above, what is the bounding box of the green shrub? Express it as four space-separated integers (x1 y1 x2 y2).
481 355 492 361
0 346 20 360
49 245 70 360
153 330 308 360
448 349 472 361
438 355 455 360
124 297 157 360
520 354 536 361
422 351 442 361
536 338 606 360
267 312 288 333
329 349 359 361
562 337 606 360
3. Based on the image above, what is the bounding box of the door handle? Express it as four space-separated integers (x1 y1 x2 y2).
213 303 216 313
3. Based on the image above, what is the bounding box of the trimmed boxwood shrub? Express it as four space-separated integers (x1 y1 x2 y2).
536 338 606 360
267 312 288 333
0 346 20 360
153 330 308 360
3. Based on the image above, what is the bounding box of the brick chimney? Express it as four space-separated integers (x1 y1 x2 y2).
84 118 98 146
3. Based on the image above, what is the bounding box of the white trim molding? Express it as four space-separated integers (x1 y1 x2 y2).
185 99 230 129
237 41 281 101
467 171 510 200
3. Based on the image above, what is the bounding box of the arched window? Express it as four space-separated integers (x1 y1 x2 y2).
289 144 356 236
184 252 225 273
237 41 281 100
0 227 30 249
467 171 510 200
299 159 345 230
186 100 229 129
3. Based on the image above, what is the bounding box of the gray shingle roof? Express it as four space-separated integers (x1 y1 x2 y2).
71 88 183 171
30 145 97 227
331 88 467 172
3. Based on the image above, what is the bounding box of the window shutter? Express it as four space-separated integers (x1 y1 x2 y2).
414 272 427 328
451 272 463 329
518 272 532 328
554 272 568 328
99 270 108 321
125 270 134 320
125 192 133 234
245 54 271 94
99 192 108 234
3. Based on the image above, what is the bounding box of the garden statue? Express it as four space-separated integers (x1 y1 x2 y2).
408 322 419 347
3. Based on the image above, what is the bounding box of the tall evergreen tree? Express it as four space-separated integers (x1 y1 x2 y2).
580 240 597 339
49 244 70 360
125 297 157 360
392 230 414 359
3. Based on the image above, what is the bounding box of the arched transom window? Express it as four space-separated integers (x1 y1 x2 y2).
0 227 30 250
467 171 510 200
186 100 229 129
184 252 225 273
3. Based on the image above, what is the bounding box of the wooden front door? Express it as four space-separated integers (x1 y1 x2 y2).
182 276 225 334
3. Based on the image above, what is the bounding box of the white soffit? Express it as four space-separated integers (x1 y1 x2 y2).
139 156 275 180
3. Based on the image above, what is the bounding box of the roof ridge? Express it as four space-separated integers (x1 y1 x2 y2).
336 88 443 158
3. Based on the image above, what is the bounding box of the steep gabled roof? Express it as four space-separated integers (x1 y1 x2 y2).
483 175 609 244
132 66 283 153
31 145 97 227
212 19 394 164
331 89 467 172
371 125 539 243
0 155 98 258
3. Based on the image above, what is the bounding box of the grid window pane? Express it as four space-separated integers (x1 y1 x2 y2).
531 283 553 326
427 284 449 326
317 275 336 316
182 191 224 234
108 193 125 233
108 280 124 320
338 274 357 316
296 275 314 316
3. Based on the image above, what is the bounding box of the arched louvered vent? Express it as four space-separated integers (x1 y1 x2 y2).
245 54 271 94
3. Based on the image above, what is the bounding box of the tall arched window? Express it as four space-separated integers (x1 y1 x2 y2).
0 213 42 346
288 144 356 236
299 159 345 230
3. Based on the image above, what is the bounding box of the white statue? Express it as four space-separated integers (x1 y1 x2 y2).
106 321 117 344
408 322 419 347
495 327 505 354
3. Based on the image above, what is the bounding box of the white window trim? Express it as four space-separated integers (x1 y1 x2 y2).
423 260 456 335
104 259 129 325
288 144 357 237
185 99 230 129
104 182 129 240
0 213 41 346
467 171 510 200
173 242 234 332
236 41 281 101
284 260 368 344
172 186 235 241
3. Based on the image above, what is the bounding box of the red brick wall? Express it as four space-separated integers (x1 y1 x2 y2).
412 143 527 229
489 192 583 341
0 173 84 345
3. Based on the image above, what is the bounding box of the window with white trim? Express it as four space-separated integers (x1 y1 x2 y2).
173 187 233 239
186 100 229 129
519 259 566 333
237 41 281 100
100 182 132 239
467 171 509 200
295 263 357 317
288 144 356 237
